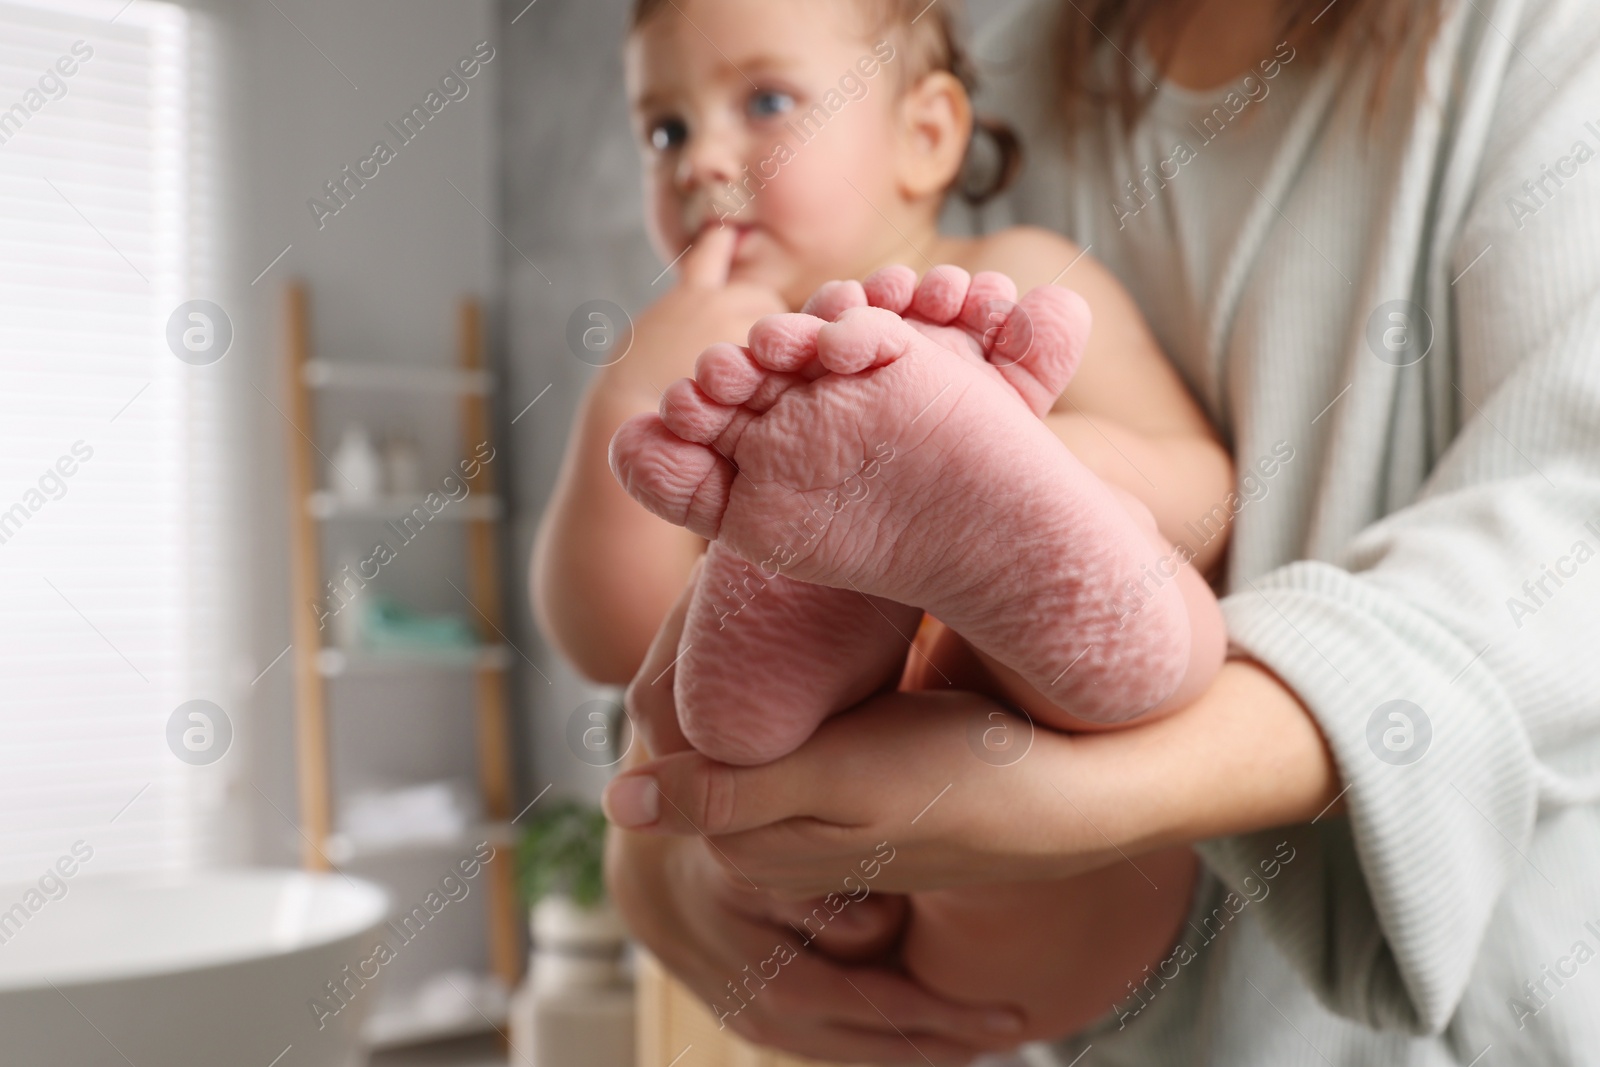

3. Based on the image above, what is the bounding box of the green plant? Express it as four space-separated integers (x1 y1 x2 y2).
517 798 608 908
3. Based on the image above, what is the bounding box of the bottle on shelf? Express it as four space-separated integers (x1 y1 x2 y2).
383 433 422 495
329 551 366 650
330 423 383 505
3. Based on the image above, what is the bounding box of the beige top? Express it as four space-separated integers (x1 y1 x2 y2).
972 0 1600 1062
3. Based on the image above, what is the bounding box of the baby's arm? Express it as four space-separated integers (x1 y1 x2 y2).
532 231 784 683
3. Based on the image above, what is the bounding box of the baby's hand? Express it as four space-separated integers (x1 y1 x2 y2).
618 226 786 391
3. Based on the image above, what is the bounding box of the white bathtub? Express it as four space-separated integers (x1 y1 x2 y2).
0 869 390 1067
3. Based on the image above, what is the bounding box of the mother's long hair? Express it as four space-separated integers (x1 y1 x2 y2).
1056 0 1453 135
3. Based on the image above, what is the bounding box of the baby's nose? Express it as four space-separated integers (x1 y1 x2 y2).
676 128 742 193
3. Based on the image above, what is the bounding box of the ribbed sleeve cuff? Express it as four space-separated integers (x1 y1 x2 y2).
1198 561 1538 1032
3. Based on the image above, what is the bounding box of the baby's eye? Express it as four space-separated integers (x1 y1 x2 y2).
648 117 688 152
746 89 795 120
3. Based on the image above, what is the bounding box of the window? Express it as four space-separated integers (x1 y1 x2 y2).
0 0 236 881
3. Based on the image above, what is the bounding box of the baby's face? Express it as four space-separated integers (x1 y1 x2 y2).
627 0 909 307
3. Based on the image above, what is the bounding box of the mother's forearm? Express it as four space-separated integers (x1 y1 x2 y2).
608 664 1340 895
1074 659 1342 858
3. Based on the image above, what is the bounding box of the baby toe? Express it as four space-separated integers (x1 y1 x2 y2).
748 313 826 372
862 264 917 314
609 414 735 539
695 342 766 405
909 265 972 324
815 305 918 374
989 285 1093 415
659 377 736 445
801 279 869 321
957 271 1021 336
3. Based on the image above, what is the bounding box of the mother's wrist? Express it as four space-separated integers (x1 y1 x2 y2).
1070 659 1341 856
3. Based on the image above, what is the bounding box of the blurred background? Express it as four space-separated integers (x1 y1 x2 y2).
0 0 1017 1065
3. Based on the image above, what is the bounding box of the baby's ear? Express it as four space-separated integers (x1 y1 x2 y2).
894 70 972 200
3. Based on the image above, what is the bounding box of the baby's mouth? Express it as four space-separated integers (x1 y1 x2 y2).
691 218 758 259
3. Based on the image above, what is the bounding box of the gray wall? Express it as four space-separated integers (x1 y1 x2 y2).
499 0 652 801
218 0 507 998
226 0 502 858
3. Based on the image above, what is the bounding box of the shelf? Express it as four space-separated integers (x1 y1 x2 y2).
307 490 503 521
285 287 523 997
316 645 513 677
324 821 516 865
303 359 493 395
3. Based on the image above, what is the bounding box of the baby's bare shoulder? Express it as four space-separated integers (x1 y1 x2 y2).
947 227 1146 325
955 226 1090 291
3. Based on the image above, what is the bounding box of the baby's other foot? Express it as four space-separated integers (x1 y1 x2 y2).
672 540 919 766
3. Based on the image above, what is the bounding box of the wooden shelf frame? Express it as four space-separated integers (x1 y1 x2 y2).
281 283 524 1011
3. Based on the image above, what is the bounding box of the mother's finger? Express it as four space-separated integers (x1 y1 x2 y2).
724 1016 993 1067
622 556 702 757
718 949 1023 1059
604 689 976 835
828 965 1022 1047
602 744 824 835
640 846 1024 1056
762 890 908 963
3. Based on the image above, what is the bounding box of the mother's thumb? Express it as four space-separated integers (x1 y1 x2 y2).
603 747 798 836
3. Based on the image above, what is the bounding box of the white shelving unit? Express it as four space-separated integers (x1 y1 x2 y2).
306 490 505 522
324 821 517 866
282 285 523 1050
303 358 494 395
315 644 515 678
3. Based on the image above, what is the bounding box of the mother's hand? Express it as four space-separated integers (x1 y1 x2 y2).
611 683 1122 896
607 562 1130 896
607 570 1343 896
604 568 1027 1062
608 826 1031 1062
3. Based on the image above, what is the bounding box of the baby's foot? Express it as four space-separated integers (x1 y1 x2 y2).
628 267 1040 765
616 266 1188 761
673 539 921 764
615 264 1196 738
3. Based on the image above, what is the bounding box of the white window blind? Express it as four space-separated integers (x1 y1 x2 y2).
0 0 235 881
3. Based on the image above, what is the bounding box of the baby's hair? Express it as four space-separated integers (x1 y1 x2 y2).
627 0 1021 205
